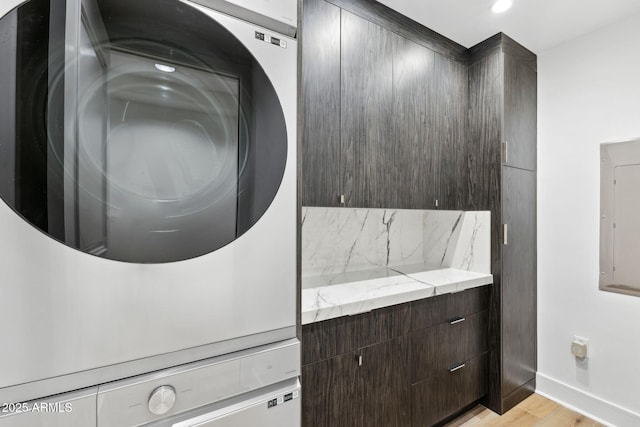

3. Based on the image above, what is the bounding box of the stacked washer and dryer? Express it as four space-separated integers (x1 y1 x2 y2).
0 0 299 425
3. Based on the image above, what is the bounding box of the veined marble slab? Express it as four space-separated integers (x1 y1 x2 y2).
301 207 492 324
448 211 491 274
301 267 493 324
301 208 426 277
301 207 490 278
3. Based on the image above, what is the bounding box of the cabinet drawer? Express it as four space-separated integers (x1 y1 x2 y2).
412 353 488 427
302 303 410 366
410 287 489 331
412 311 488 382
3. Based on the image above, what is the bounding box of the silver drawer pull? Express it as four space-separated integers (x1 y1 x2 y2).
449 363 466 373
449 317 466 325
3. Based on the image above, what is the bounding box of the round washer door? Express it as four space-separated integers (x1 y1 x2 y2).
0 0 288 263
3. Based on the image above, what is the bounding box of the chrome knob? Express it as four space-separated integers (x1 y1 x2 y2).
148 385 176 415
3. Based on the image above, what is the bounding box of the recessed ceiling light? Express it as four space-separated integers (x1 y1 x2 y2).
154 63 176 73
491 0 512 14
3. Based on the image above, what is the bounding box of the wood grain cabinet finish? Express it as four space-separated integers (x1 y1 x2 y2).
412 353 488 427
300 0 536 418
501 167 536 399
301 288 489 427
410 289 489 426
302 351 361 427
411 311 488 382
431 55 469 210
468 34 537 413
360 337 411 427
391 35 435 209
300 0 341 207
503 52 537 171
341 11 395 208
301 303 412 427
301 0 469 209
410 286 489 331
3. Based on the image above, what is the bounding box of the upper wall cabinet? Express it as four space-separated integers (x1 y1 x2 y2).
340 10 395 208
301 0 468 210
301 0 341 207
503 52 537 171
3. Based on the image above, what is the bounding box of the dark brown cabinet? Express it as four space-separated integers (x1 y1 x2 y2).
341 10 395 208
302 338 410 427
302 351 360 427
301 0 468 210
391 35 434 209
412 354 488 427
501 167 536 399
301 287 489 427
300 0 341 207
301 304 411 427
503 52 537 171
410 290 489 426
300 0 537 418
360 338 411 427
468 34 537 413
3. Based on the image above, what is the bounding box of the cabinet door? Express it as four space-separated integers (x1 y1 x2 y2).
432 54 468 210
301 0 342 206
302 352 362 427
503 52 537 171
501 166 536 397
467 50 502 213
360 337 411 427
341 11 395 208
391 36 434 209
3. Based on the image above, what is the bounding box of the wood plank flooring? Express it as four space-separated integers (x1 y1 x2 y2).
444 394 606 427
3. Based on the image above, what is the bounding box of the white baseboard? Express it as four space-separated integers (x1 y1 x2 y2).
536 372 640 427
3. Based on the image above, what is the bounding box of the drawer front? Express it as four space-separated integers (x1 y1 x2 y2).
302 303 410 366
302 314 363 366
410 287 489 331
411 353 488 427
411 311 488 383
438 310 488 370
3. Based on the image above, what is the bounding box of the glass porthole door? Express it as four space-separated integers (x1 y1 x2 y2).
0 0 287 262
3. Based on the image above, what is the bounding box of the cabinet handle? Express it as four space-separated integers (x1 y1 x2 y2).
502 142 508 164
339 194 345 207
503 223 508 245
356 354 363 366
449 363 466 373
449 317 466 325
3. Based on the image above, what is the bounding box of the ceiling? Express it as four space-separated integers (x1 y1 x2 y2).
376 0 640 53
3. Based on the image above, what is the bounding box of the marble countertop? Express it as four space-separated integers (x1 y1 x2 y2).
301 267 493 325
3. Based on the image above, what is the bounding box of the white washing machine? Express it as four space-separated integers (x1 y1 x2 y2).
0 0 298 415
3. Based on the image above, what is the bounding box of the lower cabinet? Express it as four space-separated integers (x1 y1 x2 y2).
302 337 410 427
301 287 489 427
302 351 361 427
360 338 411 426
412 353 488 426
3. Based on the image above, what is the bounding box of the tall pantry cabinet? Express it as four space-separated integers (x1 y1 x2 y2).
468 33 537 414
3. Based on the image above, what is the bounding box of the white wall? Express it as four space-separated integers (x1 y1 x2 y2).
538 11 640 427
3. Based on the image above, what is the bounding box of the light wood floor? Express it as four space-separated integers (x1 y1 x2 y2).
444 394 606 427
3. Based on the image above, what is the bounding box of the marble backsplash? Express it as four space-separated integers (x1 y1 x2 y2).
301 207 490 285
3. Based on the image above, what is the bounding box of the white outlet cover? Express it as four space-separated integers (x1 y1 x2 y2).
572 335 589 358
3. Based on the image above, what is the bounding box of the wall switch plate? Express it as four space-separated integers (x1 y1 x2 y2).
571 336 589 359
